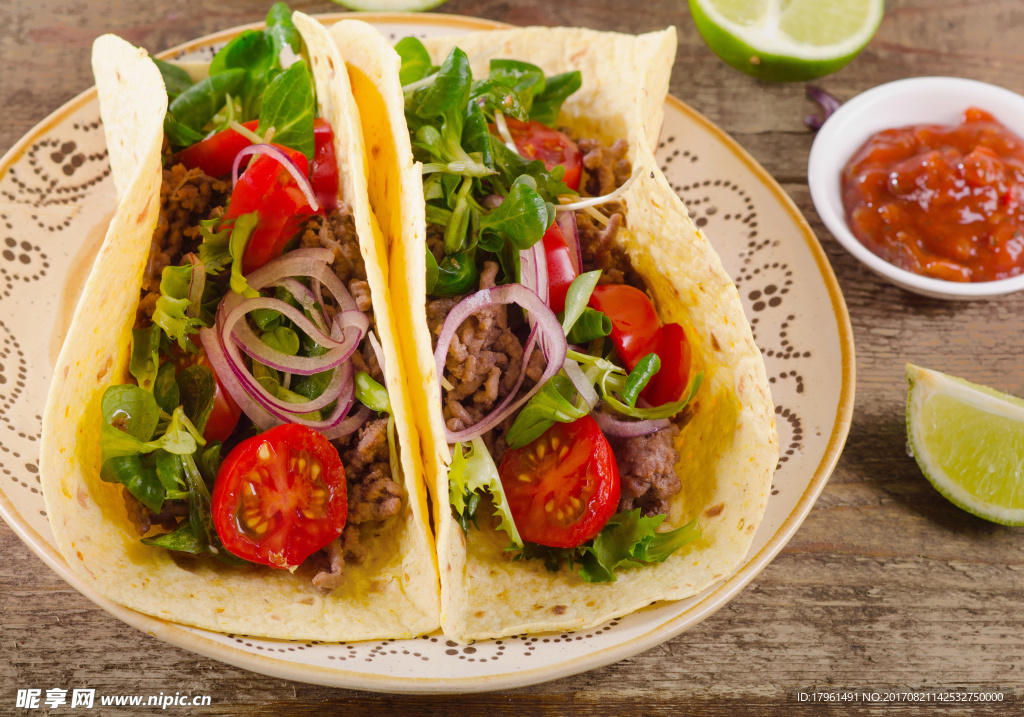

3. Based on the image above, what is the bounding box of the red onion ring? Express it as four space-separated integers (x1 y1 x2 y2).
244 248 334 289
227 335 351 414
556 210 581 275
272 277 328 334
434 285 567 444
205 323 367 439
804 86 842 132
367 330 387 383
223 296 367 374
518 241 549 308
592 410 670 437
232 144 319 212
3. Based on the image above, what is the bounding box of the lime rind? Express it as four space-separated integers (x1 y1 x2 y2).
688 0 883 82
906 363 1024 526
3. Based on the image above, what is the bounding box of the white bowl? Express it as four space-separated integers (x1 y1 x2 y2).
808 76 1024 300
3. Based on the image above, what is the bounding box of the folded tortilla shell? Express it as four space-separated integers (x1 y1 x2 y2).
39 14 440 641
331 21 777 642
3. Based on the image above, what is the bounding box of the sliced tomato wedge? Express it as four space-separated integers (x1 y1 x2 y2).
542 221 576 314
500 117 582 191
311 118 339 213
640 322 692 407
498 416 620 548
212 423 347 568
223 144 315 274
588 284 661 369
171 339 242 443
175 120 259 179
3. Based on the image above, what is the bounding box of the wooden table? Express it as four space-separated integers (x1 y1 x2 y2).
2 1 1022 714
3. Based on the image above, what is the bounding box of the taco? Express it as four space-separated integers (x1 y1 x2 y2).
39 7 439 641
329 20 778 641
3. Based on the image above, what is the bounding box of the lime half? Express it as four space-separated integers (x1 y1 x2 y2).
331 0 447 10
906 364 1024 526
689 0 884 82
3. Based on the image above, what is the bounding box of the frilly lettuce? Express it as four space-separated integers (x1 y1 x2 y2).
449 438 522 547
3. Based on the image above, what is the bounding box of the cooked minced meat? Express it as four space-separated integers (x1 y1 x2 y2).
577 209 644 287
573 135 645 288
311 523 366 591
609 423 682 517
427 262 545 434
312 204 365 284
341 418 403 524
577 137 631 197
136 163 229 325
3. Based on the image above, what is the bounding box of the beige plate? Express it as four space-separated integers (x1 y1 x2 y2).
0 13 855 693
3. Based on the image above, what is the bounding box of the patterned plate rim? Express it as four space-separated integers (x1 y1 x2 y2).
0 12 855 694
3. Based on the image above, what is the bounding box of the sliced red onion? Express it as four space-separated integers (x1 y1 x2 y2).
330 403 372 439
200 326 277 429
248 251 356 314
224 296 367 374
367 330 387 383
270 277 329 334
804 86 842 132
225 334 351 414
186 256 205 319
518 241 549 308
556 210 581 275
244 248 335 290
435 285 567 443
593 410 670 437
562 357 597 410
206 323 366 439
232 144 319 213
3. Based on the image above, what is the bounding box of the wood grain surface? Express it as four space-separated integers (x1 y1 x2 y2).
2 0 1023 714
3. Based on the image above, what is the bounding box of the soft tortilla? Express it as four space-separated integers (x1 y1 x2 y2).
331 22 777 641
39 14 440 641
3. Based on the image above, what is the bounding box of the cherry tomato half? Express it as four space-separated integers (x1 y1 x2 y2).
498 416 620 548
171 339 242 443
501 117 582 192
311 118 339 213
588 284 661 369
176 120 259 179
542 221 576 314
223 144 315 274
640 322 691 407
212 423 347 569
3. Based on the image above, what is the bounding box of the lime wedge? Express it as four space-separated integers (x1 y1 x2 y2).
906 364 1024 526
331 0 447 10
689 0 884 82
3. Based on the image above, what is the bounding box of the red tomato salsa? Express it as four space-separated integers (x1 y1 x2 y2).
841 107 1024 282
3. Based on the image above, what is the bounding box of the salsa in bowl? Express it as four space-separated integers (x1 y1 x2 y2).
808 76 1024 300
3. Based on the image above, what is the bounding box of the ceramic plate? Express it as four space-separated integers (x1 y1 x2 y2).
0 13 854 693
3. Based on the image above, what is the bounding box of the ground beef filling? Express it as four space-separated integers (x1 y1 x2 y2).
608 423 682 516
428 261 544 437
313 418 403 591
126 180 398 588
136 163 229 326
431 136 685 520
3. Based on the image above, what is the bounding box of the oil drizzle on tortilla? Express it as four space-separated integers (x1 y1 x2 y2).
49 210 113 368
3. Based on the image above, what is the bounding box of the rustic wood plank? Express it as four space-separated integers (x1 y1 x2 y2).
2 0 1023 714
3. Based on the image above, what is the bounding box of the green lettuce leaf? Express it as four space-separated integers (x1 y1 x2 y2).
513 509 701 583
151 264 205 349
448 438 522 547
